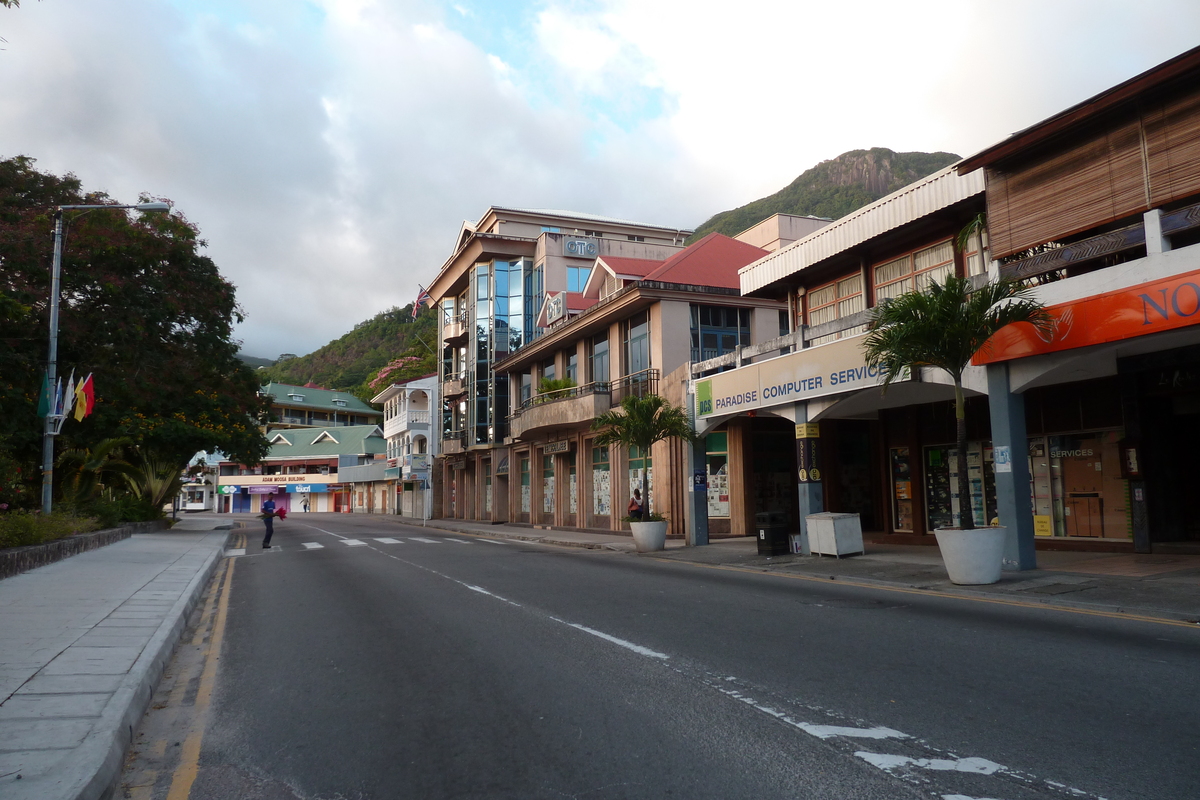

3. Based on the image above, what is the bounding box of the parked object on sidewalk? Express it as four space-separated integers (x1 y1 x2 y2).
629 519 668 552
806 512 863 558
755 511 790 556
934 526 1007 584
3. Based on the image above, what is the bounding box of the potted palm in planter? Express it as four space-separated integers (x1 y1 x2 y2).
591 393 696 552
862 274 1052 584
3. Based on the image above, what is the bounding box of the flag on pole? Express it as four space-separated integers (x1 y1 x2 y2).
52 378 63 417
36 372 51 418
74 373 94 422
413 285 431 319
60 370 76 421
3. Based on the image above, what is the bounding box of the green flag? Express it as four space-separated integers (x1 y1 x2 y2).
36 372 51 418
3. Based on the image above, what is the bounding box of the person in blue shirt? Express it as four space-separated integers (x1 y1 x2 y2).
261 495 277 548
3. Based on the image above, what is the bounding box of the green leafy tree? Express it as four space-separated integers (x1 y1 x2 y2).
862 275 1053 529
55 437 137 506
591 394 696 519
0 156 269 506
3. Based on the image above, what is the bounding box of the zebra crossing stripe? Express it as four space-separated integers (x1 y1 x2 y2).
409 537 440 543
342 539 368 547
374 537 403 544
302 542 324 549
445 538 470 544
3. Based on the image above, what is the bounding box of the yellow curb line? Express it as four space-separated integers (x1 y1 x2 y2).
165 554 236 800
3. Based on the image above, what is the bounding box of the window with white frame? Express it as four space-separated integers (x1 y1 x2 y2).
874 240 956 302
807 274 866 346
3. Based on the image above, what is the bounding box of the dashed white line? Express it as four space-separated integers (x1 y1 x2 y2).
795 723 909 740
301 542 324 550
341 539 368 547
478 539 510 545
856 753 1005 775
550 618 670 659
445 538 471 544
374 538 403 544
409 537 440 544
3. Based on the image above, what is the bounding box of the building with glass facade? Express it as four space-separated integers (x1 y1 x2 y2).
423 207 693 519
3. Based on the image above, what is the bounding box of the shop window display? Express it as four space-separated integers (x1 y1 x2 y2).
924 442 997 530
1029 431 1130 539
705 432 730 518
890 447 914 531
520 457 530 513
568 453 577 515
542 455 555 514
592 446 611 516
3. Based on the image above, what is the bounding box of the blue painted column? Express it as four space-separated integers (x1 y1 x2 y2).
687 437 710 547
986 362 1037 570
794 402 823 554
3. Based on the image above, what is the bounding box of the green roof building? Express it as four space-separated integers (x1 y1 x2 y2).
260 382 382 431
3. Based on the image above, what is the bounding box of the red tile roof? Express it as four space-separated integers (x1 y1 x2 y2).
565 294 597 312
643 233 769 289
596 256 663 278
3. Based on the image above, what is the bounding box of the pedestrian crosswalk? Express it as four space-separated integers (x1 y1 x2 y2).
230 535 516 556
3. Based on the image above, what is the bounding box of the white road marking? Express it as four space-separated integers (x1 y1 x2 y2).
550 617 670 660
445 538 470 544
409 537 441 544
224 549 245 557
300 525 346 539
943 795 1006 800
795 723 909 740
374 538 403 544
856 753 1005 775
341 539 368 547
479 539 510 545
463 584 520 605
301 542 324 549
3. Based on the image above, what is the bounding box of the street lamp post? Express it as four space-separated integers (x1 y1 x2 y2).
41 202 171 515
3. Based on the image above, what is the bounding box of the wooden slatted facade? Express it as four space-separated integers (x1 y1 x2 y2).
973 51 1200 260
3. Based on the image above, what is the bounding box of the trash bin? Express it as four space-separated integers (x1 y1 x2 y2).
755 511 791 556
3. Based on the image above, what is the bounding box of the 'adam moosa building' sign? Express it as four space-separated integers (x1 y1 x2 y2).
695 334 887 418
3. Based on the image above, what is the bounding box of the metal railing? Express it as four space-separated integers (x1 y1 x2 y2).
512 380 610 417
610 369 659 403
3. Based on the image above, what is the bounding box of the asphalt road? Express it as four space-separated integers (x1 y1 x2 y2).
124 514 1200 800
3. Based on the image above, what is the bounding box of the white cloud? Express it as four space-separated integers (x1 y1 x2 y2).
1 0 1197 359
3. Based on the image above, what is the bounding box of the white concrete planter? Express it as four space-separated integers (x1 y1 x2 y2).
629 521 668 553
934 526 1006 585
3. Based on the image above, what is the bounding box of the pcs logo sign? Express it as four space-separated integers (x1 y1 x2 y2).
696 379 713 416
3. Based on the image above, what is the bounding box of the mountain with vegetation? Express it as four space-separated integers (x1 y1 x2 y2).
237 354 276 369
689 148 961 242
253 305 438 405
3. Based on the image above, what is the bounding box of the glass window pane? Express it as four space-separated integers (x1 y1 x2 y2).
874 256 909 286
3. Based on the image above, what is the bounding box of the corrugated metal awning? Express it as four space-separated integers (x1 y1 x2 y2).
739 165 986 296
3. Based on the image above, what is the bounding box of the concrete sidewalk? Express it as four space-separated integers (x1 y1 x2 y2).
408 516 1200 625
0 520 232 800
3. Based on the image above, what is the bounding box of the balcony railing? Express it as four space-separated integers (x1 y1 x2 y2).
508 383 612 440
610 369 659 403
443 373 466 398
442 429 466 455
443 309 469 342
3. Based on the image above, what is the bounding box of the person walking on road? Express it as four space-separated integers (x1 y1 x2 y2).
302 495 310 513
261 495 278 548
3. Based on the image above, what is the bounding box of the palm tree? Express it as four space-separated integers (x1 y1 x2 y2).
56 437 138 505
862 275 1053 529
126 451 186 510
590 394 696 519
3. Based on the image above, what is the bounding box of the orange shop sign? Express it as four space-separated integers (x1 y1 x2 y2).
974 268 1200 365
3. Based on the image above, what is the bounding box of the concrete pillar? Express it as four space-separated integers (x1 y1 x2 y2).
986 362 1037 570
1144 208 1171 255
794 402 823 554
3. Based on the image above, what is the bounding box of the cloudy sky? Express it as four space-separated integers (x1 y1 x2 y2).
2 1 1197 358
